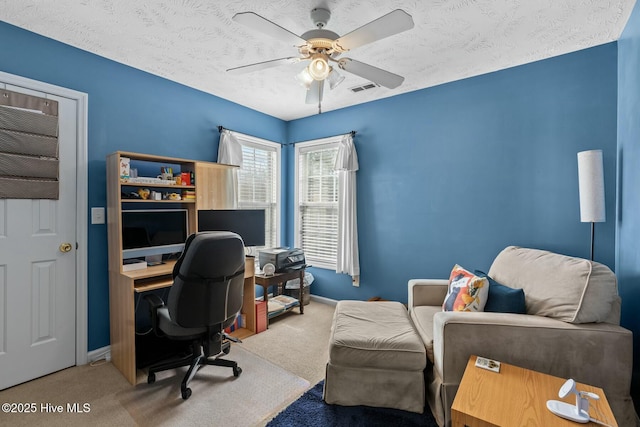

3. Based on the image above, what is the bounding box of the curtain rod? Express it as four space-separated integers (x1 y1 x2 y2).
219 125 356 146
217 125 263 141
285 130 357 146
218 125 235 133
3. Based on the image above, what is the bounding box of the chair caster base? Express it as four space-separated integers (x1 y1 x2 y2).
148 372 156 384
233 366 242 377
181 387 192 400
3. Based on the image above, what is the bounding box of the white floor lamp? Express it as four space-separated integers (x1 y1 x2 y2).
577 150 606 261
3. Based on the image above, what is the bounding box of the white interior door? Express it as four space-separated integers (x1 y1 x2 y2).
0 82 78 389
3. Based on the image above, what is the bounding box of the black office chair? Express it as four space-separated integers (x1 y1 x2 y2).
144 231 245 399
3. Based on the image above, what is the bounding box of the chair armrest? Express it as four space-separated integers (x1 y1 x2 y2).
408 279 448 310
432 311 633 401
143 293 165 336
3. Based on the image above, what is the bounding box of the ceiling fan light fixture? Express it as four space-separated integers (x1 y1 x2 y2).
327 68 345 90
308 55 330 80
231 8 414 108
295 68 314 89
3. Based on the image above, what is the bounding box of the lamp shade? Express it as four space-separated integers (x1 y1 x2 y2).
577 149 605 223
295 68 313 89
308 55 330 80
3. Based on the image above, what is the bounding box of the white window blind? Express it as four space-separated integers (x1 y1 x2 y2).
296 139 340 269
236 137 280 248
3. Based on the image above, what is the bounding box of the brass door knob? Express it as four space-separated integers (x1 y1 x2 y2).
59 243 73 253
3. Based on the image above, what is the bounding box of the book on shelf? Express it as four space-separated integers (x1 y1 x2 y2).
119 157 130 182
271 295 300 310
224 313 246 334
255 301 267 333
182 189 196 200
267 295 300 318
267 300 285 317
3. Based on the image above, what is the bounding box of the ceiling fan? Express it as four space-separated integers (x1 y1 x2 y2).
227 8 414 112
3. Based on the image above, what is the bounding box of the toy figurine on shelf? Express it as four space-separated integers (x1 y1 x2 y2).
137 188 150 200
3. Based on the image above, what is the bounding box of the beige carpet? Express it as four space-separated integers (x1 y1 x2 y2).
239 300 335 386
0 360 135 427
0 300 335 427
118 346 309 426
0 346 308 427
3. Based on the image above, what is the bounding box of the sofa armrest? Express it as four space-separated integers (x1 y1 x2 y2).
408 279 448 310
432 311 633 406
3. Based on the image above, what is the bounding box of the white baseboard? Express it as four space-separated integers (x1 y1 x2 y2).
87 345 111 363
310 294 338 306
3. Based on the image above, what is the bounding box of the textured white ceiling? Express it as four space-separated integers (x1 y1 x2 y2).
0 0 636 120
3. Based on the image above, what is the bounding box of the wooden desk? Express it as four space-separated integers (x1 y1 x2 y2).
254 268 305 324
451 355 618 427
109 257 255 385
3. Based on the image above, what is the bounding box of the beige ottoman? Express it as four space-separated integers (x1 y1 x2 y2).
323 300 427 413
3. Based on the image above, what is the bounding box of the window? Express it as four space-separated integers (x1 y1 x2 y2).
236 135 281 248
295 137 341 269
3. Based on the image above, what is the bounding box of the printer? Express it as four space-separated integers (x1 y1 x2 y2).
259 248 306 272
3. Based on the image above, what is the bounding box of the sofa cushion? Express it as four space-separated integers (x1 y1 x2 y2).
329 301 426 371
488 246 618 324
442 265 489 312
410 305 441 363
475 270 526 314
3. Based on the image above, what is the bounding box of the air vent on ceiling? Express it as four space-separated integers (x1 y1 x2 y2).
349 82 380 93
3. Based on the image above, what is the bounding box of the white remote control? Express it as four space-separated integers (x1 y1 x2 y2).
475 356 501 373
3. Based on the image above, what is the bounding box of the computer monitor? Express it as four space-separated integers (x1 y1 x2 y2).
122 209 188 260
197 209 266 247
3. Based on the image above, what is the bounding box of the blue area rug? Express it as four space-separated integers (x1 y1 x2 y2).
267 381 438 426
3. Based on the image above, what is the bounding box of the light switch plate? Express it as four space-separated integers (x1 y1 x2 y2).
91 207 105 224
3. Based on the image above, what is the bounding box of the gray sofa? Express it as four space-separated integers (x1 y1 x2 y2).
408 246 638 427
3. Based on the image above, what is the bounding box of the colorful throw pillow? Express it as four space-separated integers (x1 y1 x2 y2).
475 270 526 314
442 265 489 312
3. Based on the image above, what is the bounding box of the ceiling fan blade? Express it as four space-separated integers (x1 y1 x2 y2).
233 12 306 47
305 80 324 105
333 9 414 52
227 57 299 74
338 58 404 89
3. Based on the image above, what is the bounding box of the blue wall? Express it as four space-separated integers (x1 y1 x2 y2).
288 44 618 303
0 19 627 357
617 0 640 387
0 21 287 351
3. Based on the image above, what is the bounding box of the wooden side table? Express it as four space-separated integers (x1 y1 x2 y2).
451 355 618 427
254 268 305 325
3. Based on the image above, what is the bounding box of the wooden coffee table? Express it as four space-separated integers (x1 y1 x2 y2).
451 355 618 427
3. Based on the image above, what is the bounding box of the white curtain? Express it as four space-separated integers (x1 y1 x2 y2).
334 134 360 283
217 129 243 167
